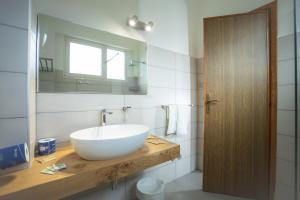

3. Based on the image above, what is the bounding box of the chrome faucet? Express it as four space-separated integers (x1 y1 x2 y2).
122 106 132 112
99 109 113 126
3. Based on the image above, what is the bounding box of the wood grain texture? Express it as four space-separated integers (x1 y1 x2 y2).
250 3 277 199
203 12 270 200
0 136 180 200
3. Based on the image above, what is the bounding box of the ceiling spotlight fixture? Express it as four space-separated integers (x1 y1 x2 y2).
145 22 153 32
128 15 138 27
127 15 154 32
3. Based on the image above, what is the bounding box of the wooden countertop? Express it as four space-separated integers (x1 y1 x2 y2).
0 136 180 200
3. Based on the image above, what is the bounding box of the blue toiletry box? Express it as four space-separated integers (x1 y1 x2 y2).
0 143 29 169
38 138 56 155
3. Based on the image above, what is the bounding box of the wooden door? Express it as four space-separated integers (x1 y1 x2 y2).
203 12 270 200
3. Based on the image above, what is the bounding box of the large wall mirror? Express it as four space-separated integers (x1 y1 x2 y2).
37 14 147 94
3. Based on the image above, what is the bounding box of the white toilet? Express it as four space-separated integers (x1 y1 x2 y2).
136 177 165 200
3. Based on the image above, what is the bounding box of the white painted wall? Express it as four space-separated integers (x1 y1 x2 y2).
34 0 142 41
35 0 274 58
138 0 190 55
186 0 274 58
35 0 190 55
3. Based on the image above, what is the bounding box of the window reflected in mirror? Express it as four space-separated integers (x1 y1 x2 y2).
38 14 147 95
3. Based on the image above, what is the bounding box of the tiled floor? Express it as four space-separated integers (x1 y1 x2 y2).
164 171 250 200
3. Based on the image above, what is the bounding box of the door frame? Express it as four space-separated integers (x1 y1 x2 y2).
202 1 277 200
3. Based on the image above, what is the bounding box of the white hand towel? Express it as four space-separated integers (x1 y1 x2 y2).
166 105 178 135
176 105 190 136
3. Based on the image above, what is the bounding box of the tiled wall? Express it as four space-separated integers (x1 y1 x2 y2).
0 0 33 172
275 0 296 199
37 45 200 199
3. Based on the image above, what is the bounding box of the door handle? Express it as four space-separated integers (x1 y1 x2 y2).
207 99 219 104
206 94 219 113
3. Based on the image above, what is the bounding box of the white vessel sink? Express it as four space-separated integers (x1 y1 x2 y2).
70 124 149 160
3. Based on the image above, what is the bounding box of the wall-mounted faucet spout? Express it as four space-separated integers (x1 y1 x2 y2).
99 109 113 126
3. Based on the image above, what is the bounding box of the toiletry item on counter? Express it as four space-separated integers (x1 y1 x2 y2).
40 163 66 175
0 143 29 169
146 136 167 145
38 138 56 155
36 155 56 164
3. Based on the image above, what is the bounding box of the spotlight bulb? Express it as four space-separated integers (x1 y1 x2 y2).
128 15 138 27
145 21 153 31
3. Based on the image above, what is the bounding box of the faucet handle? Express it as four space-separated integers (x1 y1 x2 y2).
122 106 132 112
100 109 113 114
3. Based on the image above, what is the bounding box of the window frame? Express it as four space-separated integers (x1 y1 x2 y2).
65 37 106 80
65 37 128 82
106 47 128 81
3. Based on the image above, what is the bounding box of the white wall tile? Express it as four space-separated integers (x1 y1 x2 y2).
146 162 176 184
197 154 203 171
278 85 295 110
277 134 295 161
197 58 204 74
148 66 175 88
0 72 27 118
276 159 295 187
175 89 191 105
197 138 204 156
278 35 295 61
198 122 204 138
191 73 197 90
277 110 295 136
37 93 124 112
175 138 196 158
274 182 295 200
176 139 190 158
37 110 124 142
125 87 176 109
175 71 191 90
278 0 294 17
191 106 198 122
0 0 29 29
191 121 197 139
278 10 294 37
190 154 197 171
197 74 204 89
175 54 191 73
37 111 98 142
175 157 191 178
0 118 28 148
147 46 175 69
278 59 295 85
125 108 165 129
0 25 28 73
